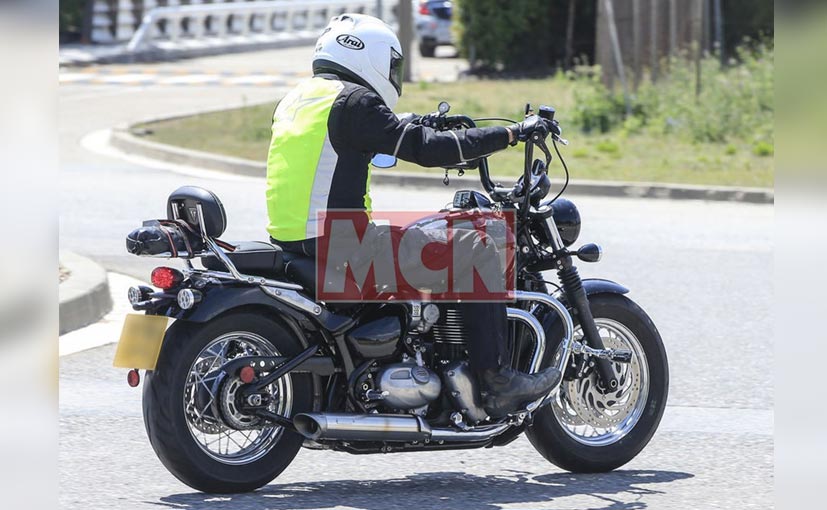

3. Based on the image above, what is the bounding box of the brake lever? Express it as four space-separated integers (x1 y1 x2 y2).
531 132 554 166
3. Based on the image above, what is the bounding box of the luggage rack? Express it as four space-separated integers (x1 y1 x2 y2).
172 202 321 316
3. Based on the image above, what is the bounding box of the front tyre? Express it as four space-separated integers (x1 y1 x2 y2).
142 312 313 493
526 294 669 473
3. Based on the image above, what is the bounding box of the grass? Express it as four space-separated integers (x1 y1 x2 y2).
137 78 773 188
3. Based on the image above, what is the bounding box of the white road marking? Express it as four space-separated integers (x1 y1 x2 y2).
158 74 222 85
59 73 93 83
224 75 286 85
93 74 157 84
80 128 261 182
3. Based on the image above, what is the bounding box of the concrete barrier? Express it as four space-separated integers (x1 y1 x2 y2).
127 0 397 53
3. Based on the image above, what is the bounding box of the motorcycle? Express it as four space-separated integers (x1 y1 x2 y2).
114 102 669 493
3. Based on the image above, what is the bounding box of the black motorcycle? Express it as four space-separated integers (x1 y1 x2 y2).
114 103 669 493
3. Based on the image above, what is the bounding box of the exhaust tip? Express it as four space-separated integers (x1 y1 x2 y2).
293 414 323 440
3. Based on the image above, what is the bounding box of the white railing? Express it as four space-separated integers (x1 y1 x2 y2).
126 0 397 53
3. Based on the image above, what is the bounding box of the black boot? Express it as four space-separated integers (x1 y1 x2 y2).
481 366 562 418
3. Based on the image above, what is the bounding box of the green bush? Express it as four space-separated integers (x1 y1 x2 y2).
60 0 86 36
454 0 554 71
566 42 774 150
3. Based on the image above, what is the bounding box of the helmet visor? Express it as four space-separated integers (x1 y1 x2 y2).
389 48 404 97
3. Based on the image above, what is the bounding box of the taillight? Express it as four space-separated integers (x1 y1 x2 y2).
151 266 184 290
419 2 431 15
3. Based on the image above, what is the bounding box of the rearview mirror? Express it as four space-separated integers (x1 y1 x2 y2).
371 154 397 168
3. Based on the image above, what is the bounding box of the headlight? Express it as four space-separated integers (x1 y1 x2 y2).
177 289 202 310
550 198 581 247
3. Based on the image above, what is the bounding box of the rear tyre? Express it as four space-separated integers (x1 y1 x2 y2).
142 312 313 493
526 294 668 473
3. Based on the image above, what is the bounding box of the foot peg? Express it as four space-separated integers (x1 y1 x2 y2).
571 341 632 363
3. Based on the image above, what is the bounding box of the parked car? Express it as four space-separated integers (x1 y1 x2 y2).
414 0 453 57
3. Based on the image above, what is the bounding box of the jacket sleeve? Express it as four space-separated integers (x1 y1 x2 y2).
339 88 510 168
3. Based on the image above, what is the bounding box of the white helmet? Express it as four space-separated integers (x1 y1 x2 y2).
313 13 404 109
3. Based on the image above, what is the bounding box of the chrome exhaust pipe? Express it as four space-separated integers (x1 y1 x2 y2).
293 413 432 442
430 423 511 442
293 413 511 444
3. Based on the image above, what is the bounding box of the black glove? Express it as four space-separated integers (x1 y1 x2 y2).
508 115 549 146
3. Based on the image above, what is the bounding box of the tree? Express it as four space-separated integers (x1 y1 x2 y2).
454 0 598 72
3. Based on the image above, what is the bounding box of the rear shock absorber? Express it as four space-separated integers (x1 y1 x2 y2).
557 262 619 391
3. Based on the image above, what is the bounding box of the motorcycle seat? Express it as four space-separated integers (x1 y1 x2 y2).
200 241 284 278
282 252 317 295
201 242 319 296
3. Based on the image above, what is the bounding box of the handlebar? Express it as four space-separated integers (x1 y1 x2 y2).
415 104 568 198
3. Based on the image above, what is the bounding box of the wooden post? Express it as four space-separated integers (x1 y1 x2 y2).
603 0 632 116
564 0 577 70
692 0 704 98
668 0 677 56
631 0 641 88
649 0 659 82
713 0 724 64
398 0 414 82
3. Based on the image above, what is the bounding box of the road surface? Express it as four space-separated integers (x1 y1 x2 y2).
59 46 773 510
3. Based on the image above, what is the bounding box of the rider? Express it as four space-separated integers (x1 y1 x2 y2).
265 13 561 417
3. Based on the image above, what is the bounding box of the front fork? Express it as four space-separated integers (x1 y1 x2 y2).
555 255 619 390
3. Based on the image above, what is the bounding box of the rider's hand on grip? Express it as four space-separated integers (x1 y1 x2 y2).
508 115 549 146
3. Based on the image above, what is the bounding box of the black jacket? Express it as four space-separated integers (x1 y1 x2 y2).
322 74 510 210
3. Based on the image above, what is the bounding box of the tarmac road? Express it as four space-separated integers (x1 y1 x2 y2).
59 47 773 510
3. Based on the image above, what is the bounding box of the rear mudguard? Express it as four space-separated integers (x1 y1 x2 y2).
169 284 351 333
172 285 310 326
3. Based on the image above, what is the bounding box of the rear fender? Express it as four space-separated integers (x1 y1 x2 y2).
173 285 313 330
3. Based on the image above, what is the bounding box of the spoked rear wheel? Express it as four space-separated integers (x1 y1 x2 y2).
143 312 313 493
183 331 291 465
527 294 668 472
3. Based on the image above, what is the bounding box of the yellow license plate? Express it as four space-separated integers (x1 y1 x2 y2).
112 314 170 370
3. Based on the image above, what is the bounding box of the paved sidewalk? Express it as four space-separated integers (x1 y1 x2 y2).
59 251 113 335
60 272 148 357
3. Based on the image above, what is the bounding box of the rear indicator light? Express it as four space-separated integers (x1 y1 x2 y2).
177 288 202 310
419 2 431 15
127 285 153 305
151 266 184 290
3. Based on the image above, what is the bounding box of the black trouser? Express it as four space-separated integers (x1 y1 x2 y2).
274 236 509 373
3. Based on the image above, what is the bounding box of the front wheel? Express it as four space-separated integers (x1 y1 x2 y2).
526 293 669 472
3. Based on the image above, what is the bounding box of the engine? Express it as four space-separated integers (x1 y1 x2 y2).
346 304 485 421
430 305 470 365
374 363 441 410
